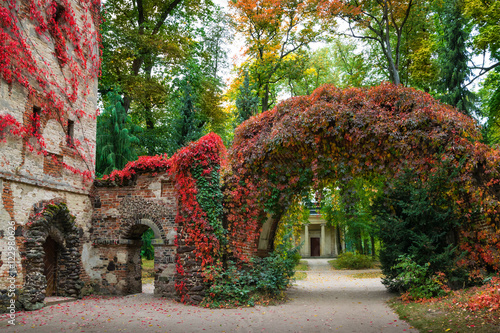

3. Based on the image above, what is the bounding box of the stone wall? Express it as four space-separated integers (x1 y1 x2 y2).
90 172 177 297
0 0 99 312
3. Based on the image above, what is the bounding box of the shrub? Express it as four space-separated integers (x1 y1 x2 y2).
202 248 299 308
373 160 472 292
331 252 374 269
140 228 155 260
392 255 449 300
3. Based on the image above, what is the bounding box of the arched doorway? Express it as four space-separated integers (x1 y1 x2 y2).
43 236 59 296
123 219 164 294
22 201 82 311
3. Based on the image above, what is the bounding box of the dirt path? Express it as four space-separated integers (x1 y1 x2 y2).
1 259 417 332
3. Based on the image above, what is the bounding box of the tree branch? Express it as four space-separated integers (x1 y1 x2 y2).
152 0 183 35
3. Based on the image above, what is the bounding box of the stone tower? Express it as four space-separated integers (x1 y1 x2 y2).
0 0 100 310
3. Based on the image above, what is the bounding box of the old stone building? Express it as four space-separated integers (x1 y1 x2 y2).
0 0 186 312
90 173 178 297
0 0 100 310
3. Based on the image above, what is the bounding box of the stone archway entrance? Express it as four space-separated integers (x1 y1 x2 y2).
123 219 164 294
22 201 82 311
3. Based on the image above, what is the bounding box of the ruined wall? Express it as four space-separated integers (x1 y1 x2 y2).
0 0 99 311
90 172 177 297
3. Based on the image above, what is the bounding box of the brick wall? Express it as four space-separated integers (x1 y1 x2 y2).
89 171 177 296
0 0 98 312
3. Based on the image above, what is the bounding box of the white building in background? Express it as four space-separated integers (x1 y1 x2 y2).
298 208 342 258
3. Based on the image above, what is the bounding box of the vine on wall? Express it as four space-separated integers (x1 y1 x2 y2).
0 0 101 180
170 133 226 303
99 133 227 304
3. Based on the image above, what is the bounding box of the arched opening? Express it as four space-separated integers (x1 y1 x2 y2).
123 219 163 294
22 201 82 311
141 228 155 293
225 83 500 278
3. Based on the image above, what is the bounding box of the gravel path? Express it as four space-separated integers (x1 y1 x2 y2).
1 259 417 332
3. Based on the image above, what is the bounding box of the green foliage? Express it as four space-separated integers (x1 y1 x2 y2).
391 255 449 300
328 39 382 88
96 89 139 177
192 164 226 244
274 197 309 252
140 228 155 260
203 246 299 308
330 253 374 270
174 73 205 148
481 69 500 144
101 1 232 157
235 71 259 123
373 160 470 291
230 0 324 112
320 179 382 256
435 0 476 115
464 0 500 60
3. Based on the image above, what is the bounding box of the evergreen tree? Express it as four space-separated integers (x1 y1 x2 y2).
236 72 259 123
96 90 138 177
436 0 475 115
174 75 205 149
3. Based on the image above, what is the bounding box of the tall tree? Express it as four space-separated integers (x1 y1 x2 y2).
230 0 324 112
280 48 338 96
174 75 204 149
464 0 500 80
320 0 418 85
435 0 475 115
96 90 138 177
464 0 500 142
236 71 259 122
100 0 214 128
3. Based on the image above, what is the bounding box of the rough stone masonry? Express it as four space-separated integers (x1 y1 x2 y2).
0 0 180 312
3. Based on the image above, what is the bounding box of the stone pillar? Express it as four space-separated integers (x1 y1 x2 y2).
320 223 326 257
152 239 176 297
304 224 310 257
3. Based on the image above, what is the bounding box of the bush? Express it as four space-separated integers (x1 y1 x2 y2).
331 252 374 269
140 228 154 260
373 160 471 292
202 249 299 308
392 255 449 300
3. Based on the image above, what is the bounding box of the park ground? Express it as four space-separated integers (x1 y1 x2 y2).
0 259 415 333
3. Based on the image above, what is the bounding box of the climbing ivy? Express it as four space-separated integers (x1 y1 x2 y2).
225 83 500 277
191 164 226 246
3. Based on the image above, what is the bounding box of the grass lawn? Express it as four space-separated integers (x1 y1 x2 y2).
348 271 383 279
142 258 155 284
391 299 500 333
295 260 309 271
293 260 309 280
390 279 500 333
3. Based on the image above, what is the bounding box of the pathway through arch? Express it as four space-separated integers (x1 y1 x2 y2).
2 259 416 332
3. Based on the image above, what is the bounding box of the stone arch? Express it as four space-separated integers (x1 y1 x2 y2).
118 196 170 243
120 217 168 295
122 218 164 244
22 200 82 311
225 83 500 269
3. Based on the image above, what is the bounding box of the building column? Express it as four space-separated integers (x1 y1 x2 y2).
304 224 310 257
320 223 326 257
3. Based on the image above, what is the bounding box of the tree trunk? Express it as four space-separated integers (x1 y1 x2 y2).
370 234 376 258
261 83 270 112
355 229 363 254
336 225 343 255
